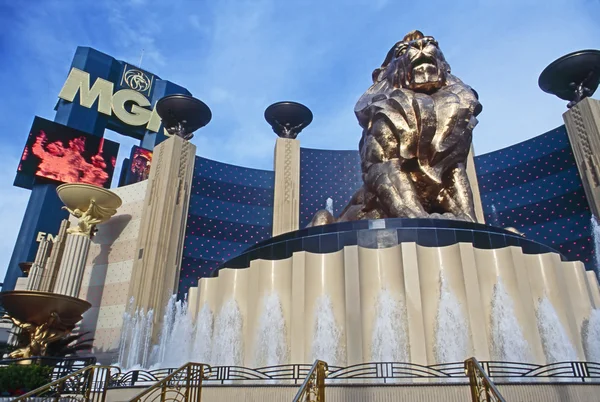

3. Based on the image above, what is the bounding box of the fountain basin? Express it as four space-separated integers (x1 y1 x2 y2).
219 218 565 272
0 290 91 328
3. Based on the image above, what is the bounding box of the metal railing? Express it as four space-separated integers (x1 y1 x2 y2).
293 360 328 402
465 358 506 402
110 360 600 387
12 364 120 401
0 356 97 381
129 362 210 402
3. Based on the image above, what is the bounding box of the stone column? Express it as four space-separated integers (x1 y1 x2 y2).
52 184 121 298
27 239 52 291
128 136 196 322
53 234 92 297
563 98 600 218
40 219 70 292
272 138 301 236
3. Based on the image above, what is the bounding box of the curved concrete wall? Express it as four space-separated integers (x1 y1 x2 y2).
190 244 600 366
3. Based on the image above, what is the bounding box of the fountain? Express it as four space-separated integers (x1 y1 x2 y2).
371 289 409 362
160 297 195 368
585 309 600 362
0 291 91 361
101 33 600 380
325 198 334 216
211 299 244 366
434 274 470 363
254 293 288 367
490 204 499 226
117 296 245 369
192 303 214 363
591 216 600 280
117 299 154 370
536 297 578 363
311 295 344 366
489 280 532 362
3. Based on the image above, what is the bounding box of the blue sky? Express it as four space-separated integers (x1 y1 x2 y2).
0 0 598 279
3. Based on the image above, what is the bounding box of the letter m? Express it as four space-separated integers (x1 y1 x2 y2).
58 68 114 115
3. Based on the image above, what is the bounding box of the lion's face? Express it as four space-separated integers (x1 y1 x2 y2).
390 36 449 93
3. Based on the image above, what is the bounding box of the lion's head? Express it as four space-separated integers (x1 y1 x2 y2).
373 30 450 93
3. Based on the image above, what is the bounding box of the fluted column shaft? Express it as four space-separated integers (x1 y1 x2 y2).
27 239 52 291
54 234 91 297
40 219 70 292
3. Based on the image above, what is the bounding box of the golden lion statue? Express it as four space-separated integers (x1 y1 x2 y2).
309 30 482 226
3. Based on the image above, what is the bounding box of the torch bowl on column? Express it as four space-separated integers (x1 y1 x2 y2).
0 290 91 328
0 291 92 361
57 183 122 221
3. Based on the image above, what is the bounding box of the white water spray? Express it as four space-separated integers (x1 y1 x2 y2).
491 204 499 226
490 280 532 362
371 289 409 362
162 297 195 368
192 303 214 363
585 309 600 362
211 299 244 366
434 274 470 363
254 293 288 366
312 294 344 365
325 198 334 216
118 295 206 369
591 216 600 281
536 297 578 363
117 298 154 370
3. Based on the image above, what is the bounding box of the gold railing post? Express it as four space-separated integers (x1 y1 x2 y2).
128 362 210 402
464 357 506 402
83 366 93 401
293 360 329 402
196 365 204 402
185 364 191 401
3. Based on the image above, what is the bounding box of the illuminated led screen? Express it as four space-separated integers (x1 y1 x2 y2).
126 146 153 185
18 117 119 188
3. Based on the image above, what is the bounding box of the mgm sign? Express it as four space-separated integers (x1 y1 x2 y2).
3 47 193 292
58 66 164 133
53 47 192 149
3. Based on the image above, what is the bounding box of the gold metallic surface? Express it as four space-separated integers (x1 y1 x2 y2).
57 183 122 237
465 357 506 402
0 290 91 358
310 30 481 226
293 360 329 402
13 364 120 401
130 362 210 402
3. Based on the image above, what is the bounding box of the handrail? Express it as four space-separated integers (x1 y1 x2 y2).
129 362 210 402
465 357 506 402
293 360 328 402
13 364 120 402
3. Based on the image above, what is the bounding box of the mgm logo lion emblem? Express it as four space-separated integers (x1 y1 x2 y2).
121 64 154 97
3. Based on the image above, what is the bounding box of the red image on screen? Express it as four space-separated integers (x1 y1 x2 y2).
18 117 119 188
127 146 153 185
